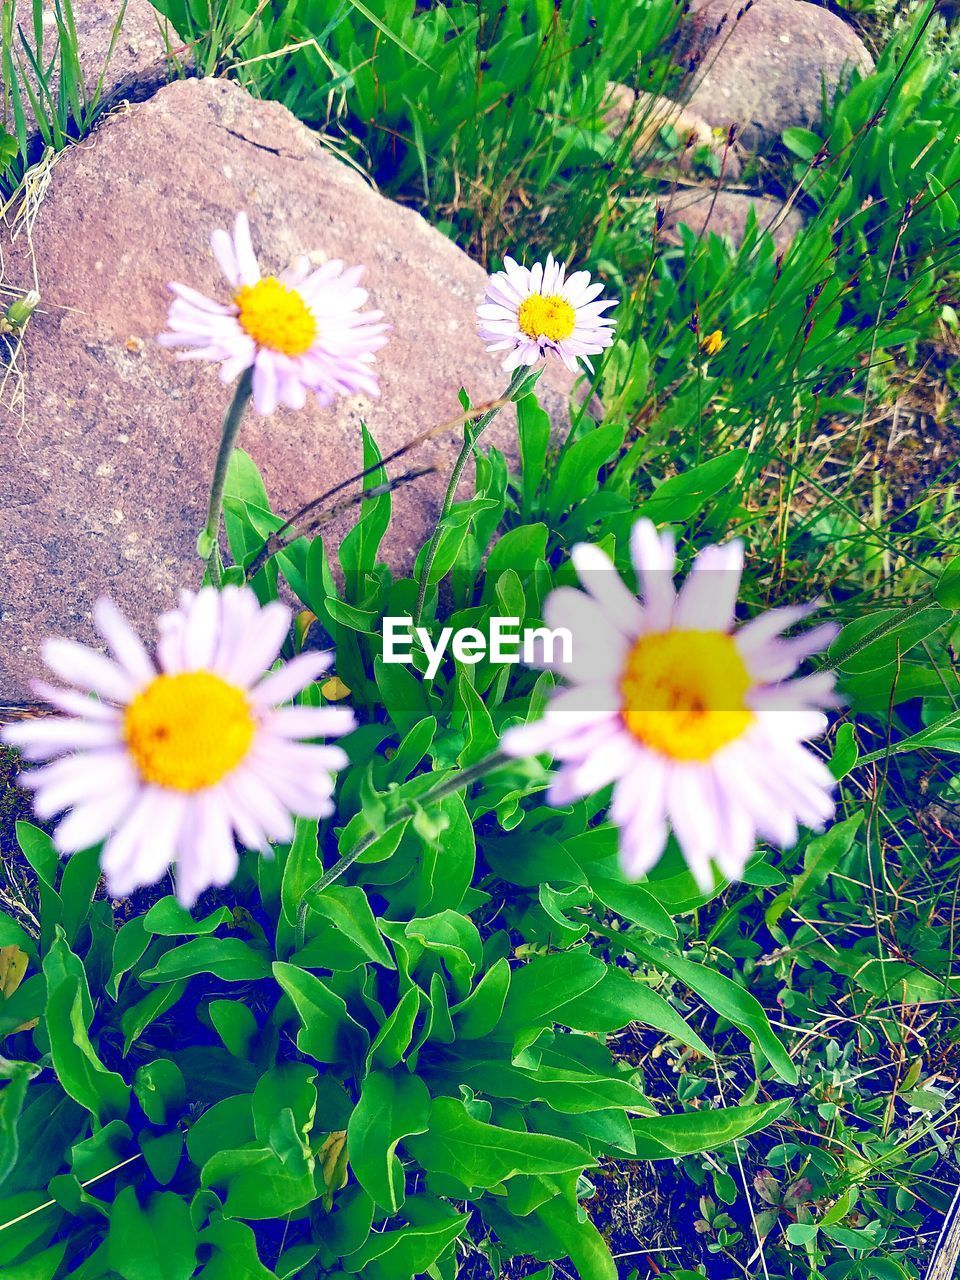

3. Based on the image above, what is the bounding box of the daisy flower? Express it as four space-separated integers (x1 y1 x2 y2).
3 587 355 907
158 212 389 415
477 253 616 373
502 520 838 890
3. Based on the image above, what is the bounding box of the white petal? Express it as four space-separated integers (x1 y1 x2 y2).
629 519 676 630
42 638 135 704
571 543 645 637
250 651 332 709
543 587 631 684
94 599 155 686
673 541 744 632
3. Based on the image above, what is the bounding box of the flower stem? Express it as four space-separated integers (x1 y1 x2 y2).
312 748 509 900
413 366 530 624
197 367 254 585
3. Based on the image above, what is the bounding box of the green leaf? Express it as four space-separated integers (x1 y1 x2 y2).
404 1096 592 1191
631 1098 792 1159
142 897 233 937
141 938 269 984
107 1187 198 1280
347 1071 431 1212
935 556 960 608
533 1193 617 1280
107 919 150 1000
0 1064 34 1186
209 999 259 1059
638 451 748 523
496 949 606 1034
554 967 711 1056
627 941 797 1084
451 957 511 1039
133 1060 185 1126
343 1196 467 1279
121 981 186 1054
368 988 420 1070
782 125 824 160
404 911 482 998
58 846 101 944
272 962 368 1064
309 885 394 969
281 818 323 928
197 1218 276 1280
43 929 129 1123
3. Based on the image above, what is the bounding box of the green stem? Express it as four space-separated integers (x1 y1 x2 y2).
197 367 254 585
413 366 530 624
301 749 509 932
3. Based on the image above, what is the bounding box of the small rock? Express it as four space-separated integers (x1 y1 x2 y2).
0 77 572 700
605 83 742 179
680 0 874 151
36 0 183 112
660 188 803 252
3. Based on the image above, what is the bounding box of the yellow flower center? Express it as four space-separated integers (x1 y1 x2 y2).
517 293 576 343
620 630 753 761
234 277 317 357
123 672 255 791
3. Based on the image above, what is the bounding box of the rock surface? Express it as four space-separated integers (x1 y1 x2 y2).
661 188 803 252
0 77 571 700
604 83 742 179
681 0 874 151
37 0 183 111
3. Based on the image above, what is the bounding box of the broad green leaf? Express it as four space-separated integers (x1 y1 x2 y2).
404 1096 592 1191
43 929 129 1123
0 1064 34 1185
197 1218 276 1280
202 1144 316 1220
107 1187 198 1280
121 981 186 1054
347 1071 430 1212
631 1098 792 1159
451 957 511 1039
143 898 233 937
533 1193 617 1280
342 1196 467 1280
627 941 797 1084
554 966 711 1056
368 988 420 1069
272 962 368 1064
309 885 394 969
461 1061 648 1115
281 818 323 928
141 938 269 984
404 911 482 998
496 949 606 1034
209 999 259 1059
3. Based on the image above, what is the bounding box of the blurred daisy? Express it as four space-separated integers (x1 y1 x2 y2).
503 520 838 890
3 588 354 906
159 212 389 415
477 253 616 373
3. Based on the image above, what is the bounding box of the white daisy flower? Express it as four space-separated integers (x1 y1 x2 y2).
3 587 355 907
477 253 616 373
502 519 838 890
158 212 389 415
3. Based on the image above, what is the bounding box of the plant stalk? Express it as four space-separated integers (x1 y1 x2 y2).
198 367 254 585
413 365 530 624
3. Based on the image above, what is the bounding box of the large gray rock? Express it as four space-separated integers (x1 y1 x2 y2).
0 77 572 700
37 0 182 110
681 0 874 151
661 188 804 252
604 83 742 180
